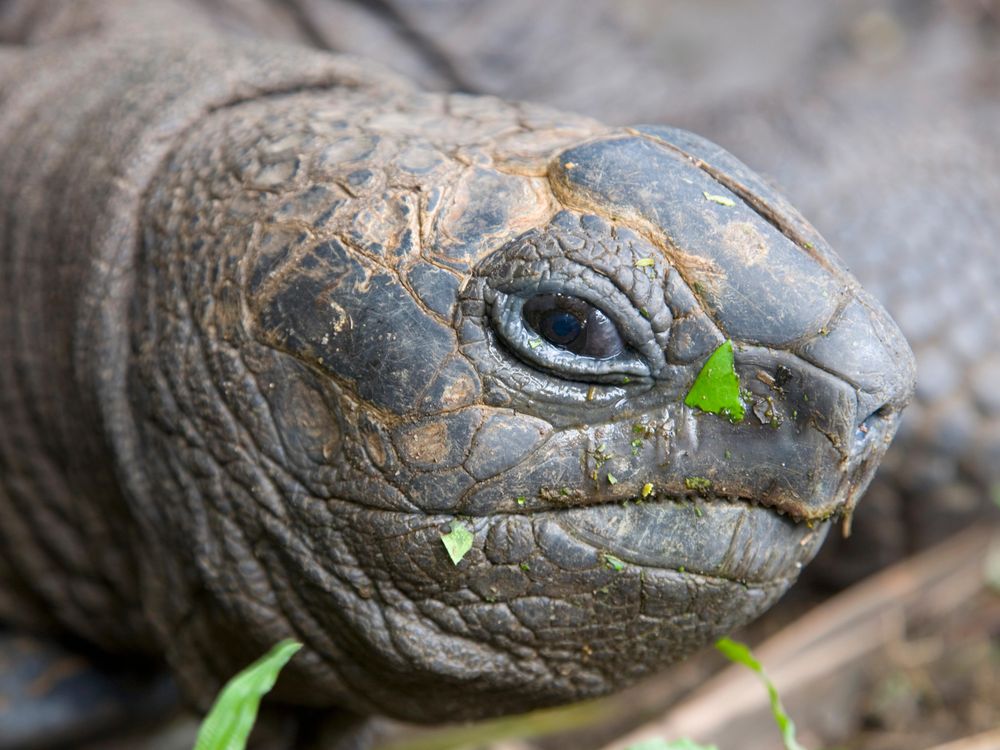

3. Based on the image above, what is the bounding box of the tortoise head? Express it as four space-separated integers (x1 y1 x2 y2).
131 89 914 720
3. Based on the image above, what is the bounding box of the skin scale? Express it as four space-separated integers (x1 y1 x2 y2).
0 1 914 746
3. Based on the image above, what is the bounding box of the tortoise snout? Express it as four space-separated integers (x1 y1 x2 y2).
797 290 916 449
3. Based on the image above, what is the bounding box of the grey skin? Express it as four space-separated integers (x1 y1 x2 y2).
0 1 913 746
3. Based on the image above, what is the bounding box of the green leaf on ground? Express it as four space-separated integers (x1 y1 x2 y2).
625 739 719 750
194 639 302 750
985 533 1000 593
684 340 745 422
441 521 474 565
715 637 807 750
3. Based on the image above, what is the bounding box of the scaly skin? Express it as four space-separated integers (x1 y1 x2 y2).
0 0 914 743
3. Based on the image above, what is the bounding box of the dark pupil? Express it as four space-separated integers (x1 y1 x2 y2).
542 311 583 345
522 292 625 359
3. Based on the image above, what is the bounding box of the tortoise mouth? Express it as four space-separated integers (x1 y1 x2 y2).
543 495 829 585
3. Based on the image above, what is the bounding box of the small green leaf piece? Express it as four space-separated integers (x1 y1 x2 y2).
703 191 736 207
441 522 474 565
641 482 654 498
715 637 808 750
684 340 745 422
607 473 618 485
516 496 526 506
194 640 303 750
635 257 656 267
684 476 712 493
605 554 626 571
529 338 543 349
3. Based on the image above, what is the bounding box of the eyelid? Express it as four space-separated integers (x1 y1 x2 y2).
490 292 655 382
481 253 669 379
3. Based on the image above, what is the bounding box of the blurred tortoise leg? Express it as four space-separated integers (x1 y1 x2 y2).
0 628 178 750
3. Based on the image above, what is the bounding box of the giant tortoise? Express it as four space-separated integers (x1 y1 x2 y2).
0 1 954 747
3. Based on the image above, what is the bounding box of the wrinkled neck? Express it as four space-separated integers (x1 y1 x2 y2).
0 20 392 649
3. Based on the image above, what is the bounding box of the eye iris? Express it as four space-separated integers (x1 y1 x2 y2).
521 292 625 360
542 311 583 345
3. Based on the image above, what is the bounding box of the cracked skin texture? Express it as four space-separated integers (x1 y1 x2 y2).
0 0 914 734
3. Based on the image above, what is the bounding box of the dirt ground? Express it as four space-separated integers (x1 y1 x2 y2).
831 588 1000 750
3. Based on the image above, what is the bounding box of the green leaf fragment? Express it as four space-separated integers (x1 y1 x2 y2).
605 554 626 571
703 191 736 207
607 473 618 485
715 637 808 750
641 482 654 498
515 496 526 505
684 340 745 422
635 257 656 267
626 739 718 750
529 338 543 349
441 522 474 565
684 476 712 493
194 639 302 750
625 737 719 750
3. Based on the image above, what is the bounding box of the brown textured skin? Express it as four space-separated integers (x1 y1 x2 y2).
0 0 409 650
0 1 924 746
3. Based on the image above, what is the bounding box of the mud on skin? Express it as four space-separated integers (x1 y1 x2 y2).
0 11 914 737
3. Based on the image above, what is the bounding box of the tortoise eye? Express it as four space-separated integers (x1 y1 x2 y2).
523 293 624 359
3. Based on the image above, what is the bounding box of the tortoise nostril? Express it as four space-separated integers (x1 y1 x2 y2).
856 404 894 443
